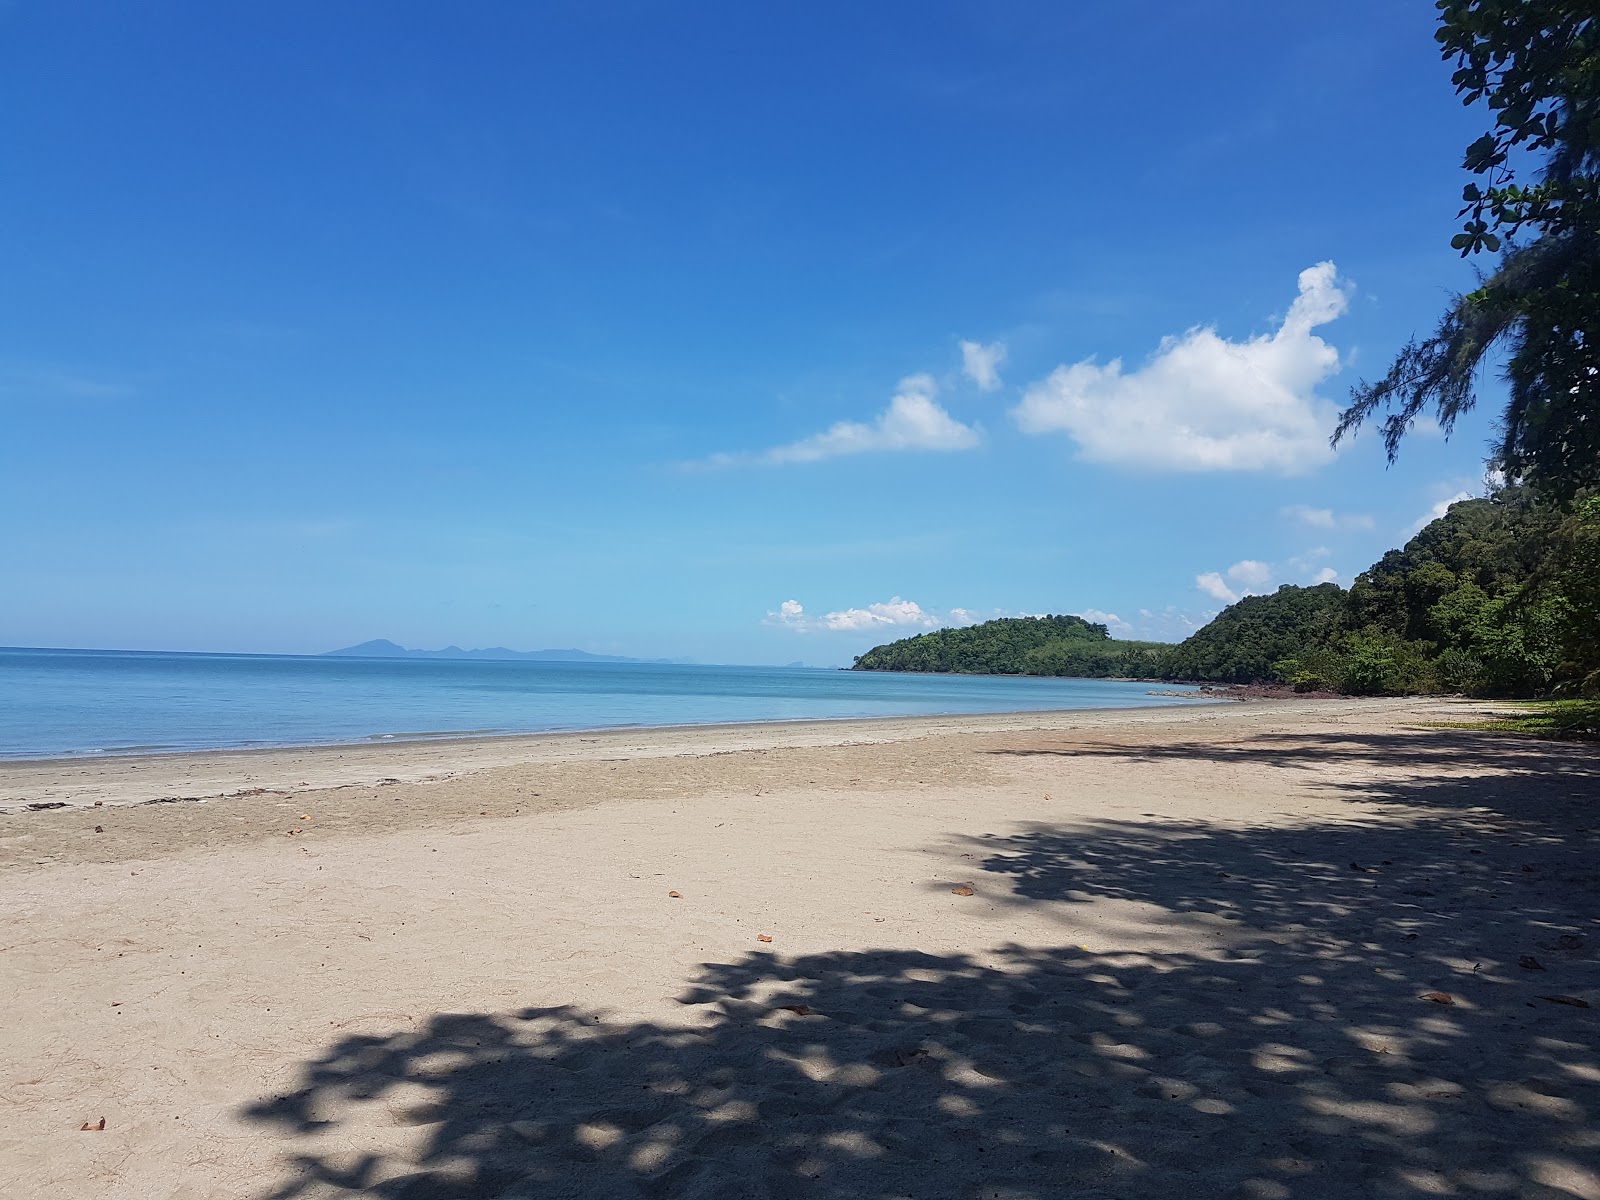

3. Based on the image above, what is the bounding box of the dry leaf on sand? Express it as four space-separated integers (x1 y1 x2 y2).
1419 991 1455 1005
1540 994 1591 1008
757 934 773 943
951 886 975 897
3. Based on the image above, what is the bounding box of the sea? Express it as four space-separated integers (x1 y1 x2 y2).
0 647 1211 760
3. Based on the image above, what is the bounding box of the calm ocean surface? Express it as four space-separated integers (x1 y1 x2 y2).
0 647 1210 760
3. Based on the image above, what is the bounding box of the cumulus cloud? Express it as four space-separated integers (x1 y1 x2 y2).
1281 504 1375 531
1012 262 1351 473
1408 490 1473 535
767 596 943 634
1195 553 1340 604
1196 560 1271 603
960 340 1007 392
710 375 978 467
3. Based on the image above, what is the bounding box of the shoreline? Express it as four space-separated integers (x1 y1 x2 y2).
1 694 1443 816
0 689 1221 768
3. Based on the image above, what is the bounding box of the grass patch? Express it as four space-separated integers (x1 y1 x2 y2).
1424 699 1600 740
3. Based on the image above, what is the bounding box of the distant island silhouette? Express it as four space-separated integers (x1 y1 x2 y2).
324 639 686 665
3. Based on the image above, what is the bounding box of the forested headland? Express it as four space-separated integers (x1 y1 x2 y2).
853 487 1600 699
850 613 1169 679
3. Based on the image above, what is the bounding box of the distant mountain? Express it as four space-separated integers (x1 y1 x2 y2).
324 639 681 664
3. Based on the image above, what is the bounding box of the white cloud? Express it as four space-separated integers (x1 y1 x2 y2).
1197 560 1275 600
1227 560 1274 588
1195 573 1237 602
711 375 979 467
1195 553 1340 604
960 340 1007 392
1408 490 1472 535
1074 608 1133 635
1281 504 1375 531
767 596 943 634
1411 414 1445 438
1134 606 1208 641
1012 262 1351 473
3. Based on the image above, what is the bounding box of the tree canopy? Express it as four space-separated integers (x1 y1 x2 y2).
1160 584 1347 685
1334 2 1598 496
850 614 1167 679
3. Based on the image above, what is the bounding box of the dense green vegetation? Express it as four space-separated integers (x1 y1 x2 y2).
1159 584 1345 685
850 614 1168 679
1274 491 1599 697
854 490 1600 699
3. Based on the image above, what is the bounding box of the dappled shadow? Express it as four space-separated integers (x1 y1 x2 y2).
244 736 1600 1199
985 730 1600 818
984 728 1593 771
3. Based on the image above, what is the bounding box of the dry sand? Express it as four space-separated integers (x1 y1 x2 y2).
1 697 1596 1199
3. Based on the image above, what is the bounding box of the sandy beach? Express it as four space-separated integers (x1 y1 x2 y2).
2 697 1597 1199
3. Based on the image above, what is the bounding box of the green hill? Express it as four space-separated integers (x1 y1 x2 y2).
850 488 1600 699
1160 583 1345 684
850 614 1170 678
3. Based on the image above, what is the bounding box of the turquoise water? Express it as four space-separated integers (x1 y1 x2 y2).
0 647 1209 759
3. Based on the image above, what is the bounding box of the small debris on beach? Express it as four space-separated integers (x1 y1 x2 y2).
1519 955 1546 971
1540 994 1590 1008
79 1118 105 1132
667 890 682 899
1419 991 1455 1005
775 1004 812 1015
757 933 773 943
951 885 976 897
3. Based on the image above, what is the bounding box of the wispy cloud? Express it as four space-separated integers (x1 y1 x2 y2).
1074 607 1132 636
1281 504 1375 531
1134 606 1207 641
706 375 979 467
1012 262 1350 473
0 366 136 401
959 340 1007 392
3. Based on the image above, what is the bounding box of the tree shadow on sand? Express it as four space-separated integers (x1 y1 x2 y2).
244 736 1600 1200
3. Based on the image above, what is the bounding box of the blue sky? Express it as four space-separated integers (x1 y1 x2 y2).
1 2 1505 665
